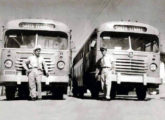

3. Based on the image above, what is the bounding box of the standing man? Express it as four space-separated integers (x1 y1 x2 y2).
99 47 112 100
23 45 49 100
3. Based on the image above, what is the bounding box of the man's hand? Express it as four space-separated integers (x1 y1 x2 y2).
26 69 31 75
101 75 105 82
46 73 49 77
95 69 99 78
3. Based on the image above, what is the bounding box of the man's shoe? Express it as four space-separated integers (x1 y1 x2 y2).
105 96 111 100
29 97 36 101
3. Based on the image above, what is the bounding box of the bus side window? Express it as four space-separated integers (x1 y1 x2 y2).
145 42 151 52
53 40 60 49
145 40 159 52
153 41 159 52
89 33 97 51
60 38 67 50
6 35 21 48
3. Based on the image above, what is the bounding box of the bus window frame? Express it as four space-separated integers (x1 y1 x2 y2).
3 30 70 50
98 31 159 53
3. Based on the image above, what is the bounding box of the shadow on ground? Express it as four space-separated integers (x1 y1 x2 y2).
70 93 153 101
0 95 66 101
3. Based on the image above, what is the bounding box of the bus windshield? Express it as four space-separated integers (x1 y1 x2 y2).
4 30 68 50
101 32 129 50
131 35 159 52
101 32 159 52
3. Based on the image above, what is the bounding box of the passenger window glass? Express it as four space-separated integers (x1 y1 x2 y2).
101 32 129 50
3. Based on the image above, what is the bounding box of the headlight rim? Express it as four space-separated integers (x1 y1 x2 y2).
150 63 157 72
4 59 13 68
57 61 65 70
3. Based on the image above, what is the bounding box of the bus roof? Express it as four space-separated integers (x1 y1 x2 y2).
98 21 159 36
5 19 70 33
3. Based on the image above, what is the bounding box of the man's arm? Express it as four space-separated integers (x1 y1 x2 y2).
42 59 49 77
22 58 30 74
95 58 101 78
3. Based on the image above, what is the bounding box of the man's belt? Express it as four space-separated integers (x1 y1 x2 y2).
29 67 43 70
29 67 38 69
101 66 111 68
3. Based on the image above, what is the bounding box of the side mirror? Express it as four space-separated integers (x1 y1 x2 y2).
70 35 72 40
70 30 72 40
2 26 5 32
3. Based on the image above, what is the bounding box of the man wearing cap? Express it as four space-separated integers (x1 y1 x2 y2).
97 47 112 100
23 45 49 100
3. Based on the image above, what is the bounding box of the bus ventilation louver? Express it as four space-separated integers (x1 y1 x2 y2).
43 58 55 73
115 58 147 75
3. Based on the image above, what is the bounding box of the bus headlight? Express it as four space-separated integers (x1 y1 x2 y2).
150 63 157 71
4 59 13 68
57 61 65 70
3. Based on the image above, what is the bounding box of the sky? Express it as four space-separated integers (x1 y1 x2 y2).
0 0 165 53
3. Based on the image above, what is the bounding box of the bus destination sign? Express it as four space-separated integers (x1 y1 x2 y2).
19 22 56 29
114 25 147 32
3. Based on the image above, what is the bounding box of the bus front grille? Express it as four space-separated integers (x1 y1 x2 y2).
15 57 55 73
115 58 147 75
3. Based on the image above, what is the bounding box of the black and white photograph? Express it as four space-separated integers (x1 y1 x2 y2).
0 0 165 120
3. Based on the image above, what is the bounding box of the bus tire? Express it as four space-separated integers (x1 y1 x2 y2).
5 86 16 100
52 87 64 100
136 85 147 100
90 86 99 98
18 85 29 99
56 92 64 99
72 89 78 97
90 87 99 99
76 87 85 98
91 91 99 99
90 81 100 99
72 80 79 97
110 84 117 99
52 91 64 99
78 90 84 98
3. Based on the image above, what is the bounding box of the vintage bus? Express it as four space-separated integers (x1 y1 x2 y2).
0 19 72 100
72 21 162 100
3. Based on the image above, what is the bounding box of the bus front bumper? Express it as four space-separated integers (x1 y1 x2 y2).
110 73 162 85
0 75 69 85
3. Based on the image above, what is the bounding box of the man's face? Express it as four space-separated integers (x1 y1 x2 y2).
34 49 41 57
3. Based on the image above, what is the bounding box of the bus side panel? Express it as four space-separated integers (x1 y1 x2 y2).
73 58 83 87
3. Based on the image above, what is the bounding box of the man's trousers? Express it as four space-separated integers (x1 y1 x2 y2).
28 68 42 99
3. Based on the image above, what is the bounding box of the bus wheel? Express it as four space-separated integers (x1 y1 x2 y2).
54 92 64 99
78 88 84 98
110 84 117 99
72 84 78 97
72 80 79 97
90 87 99 99
5 86 16 100
52 89 64 100
90 81 100 99
136 85 147 100
72 89 78 97
91 91 99 99
18 85 29 99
